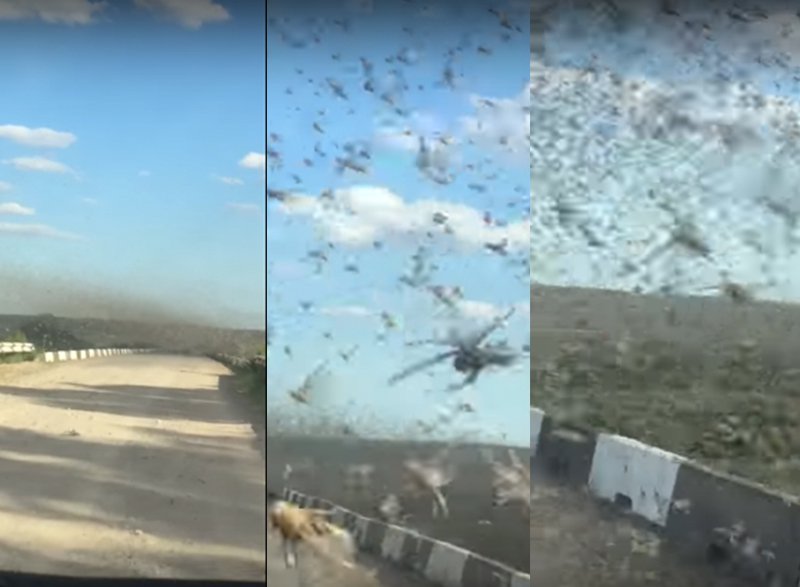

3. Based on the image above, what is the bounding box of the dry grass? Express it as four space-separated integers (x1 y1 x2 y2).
533 336 800 496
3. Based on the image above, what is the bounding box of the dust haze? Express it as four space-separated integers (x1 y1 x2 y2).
0 268 264 331
0 268 266 356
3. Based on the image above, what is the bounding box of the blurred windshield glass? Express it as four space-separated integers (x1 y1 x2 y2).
0 1 266 581
532 2 800 585
266 0 531 581
267 1 530 449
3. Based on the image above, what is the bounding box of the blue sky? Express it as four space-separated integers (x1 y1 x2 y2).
532 3 800 304
267 0 530 446
0 0 265 329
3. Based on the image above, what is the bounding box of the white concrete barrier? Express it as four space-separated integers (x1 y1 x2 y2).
0 342 150 363
2 343 152 362
36 348 149 364
531 407 545 457
0 341 35 354
286 489 530 587
588 433 686 527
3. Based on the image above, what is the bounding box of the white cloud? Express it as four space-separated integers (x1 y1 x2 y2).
374 128 419 151
459 84 530 160
455 300 507 322
0 124 76 148
138 169 151 177
430 298 526 346
376 90 529 168
134 0 229 29
0 181 11 192
81 197 98 205
3 156 74 174
239 152 266 172
0 222 80 239
0 202 34 216
375 128 459 180
213 174 244 186
513 300 530 315
451 299 528 323
226 202 261 215
374 111 452 152
278 185 529 252
316 305 373 318
0 0 106 24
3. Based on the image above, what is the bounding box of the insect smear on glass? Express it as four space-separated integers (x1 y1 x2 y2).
267 493 357 571
376 493 407 524
489 448 531 517
388 308 519 391
403 452 454 519
287 362 328 405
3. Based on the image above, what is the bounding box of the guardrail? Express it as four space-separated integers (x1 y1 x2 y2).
531 406 800 586
268 435 530 572
0 341 151 362
0 342 35 354
42 348 149 363
283 488 529 587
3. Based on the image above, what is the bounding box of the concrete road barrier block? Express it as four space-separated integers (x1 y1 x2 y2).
425 542 470 587
285 489 527 587
38 347 152 364
381 525 410 562
533 404 800 586
531 407 545 457
589 433 685 527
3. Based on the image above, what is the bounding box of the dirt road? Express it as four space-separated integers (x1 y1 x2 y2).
532 465 751 587
0 354 265 580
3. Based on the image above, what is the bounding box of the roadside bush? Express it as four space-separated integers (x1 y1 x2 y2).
211 352 266 405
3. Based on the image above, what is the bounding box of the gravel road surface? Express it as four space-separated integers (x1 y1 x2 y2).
0 354 265 580
532 464 752 587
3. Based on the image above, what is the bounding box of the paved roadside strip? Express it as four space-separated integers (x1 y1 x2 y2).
283 489 530 587
532 406 800 586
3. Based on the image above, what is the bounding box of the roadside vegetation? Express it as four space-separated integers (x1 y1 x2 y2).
0 352 39 365
0 330 40 365
212 350 266 409
534 335 800 496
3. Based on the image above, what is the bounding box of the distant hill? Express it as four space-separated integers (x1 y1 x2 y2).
0 313 265 357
